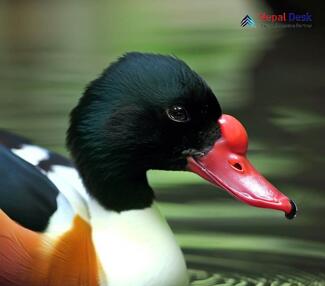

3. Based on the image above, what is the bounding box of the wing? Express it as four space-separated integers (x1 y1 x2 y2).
0 142 60 231
0 131 98 285
0 130 88 233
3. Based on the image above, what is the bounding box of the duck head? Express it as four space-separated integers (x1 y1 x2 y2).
67 52 296 218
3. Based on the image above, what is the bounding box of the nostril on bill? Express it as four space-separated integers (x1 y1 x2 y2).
231 162 243 171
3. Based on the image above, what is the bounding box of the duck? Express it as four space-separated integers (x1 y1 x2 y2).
0 52 297 286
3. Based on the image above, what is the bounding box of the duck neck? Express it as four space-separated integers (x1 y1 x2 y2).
85 170 155 212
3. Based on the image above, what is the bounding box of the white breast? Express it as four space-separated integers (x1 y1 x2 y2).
88 200 189 286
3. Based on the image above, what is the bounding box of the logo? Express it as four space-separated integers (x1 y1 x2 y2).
259 12 312 23
240 12 313 29
241 15 256 27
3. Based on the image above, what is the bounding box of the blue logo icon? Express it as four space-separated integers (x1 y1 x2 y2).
241 15 256 27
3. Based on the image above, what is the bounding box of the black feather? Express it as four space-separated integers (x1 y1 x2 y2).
67 52 222 211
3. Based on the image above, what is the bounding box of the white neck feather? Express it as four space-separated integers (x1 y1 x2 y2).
88 199 189 286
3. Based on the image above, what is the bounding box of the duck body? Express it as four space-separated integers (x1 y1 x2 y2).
0 131 100 286
0 131 188 286
0 52 296 286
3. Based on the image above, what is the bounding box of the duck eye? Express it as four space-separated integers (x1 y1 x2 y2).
166 105 190 123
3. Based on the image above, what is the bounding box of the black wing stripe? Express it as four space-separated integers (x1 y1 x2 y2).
38 152 74 172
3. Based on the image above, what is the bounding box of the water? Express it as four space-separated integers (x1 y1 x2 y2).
0 1 324 284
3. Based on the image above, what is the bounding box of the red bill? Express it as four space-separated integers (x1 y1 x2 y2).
187 114 297 219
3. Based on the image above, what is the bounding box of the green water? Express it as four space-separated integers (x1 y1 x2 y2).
0 1 324 284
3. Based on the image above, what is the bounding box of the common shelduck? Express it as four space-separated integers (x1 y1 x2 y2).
0 52 296 286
